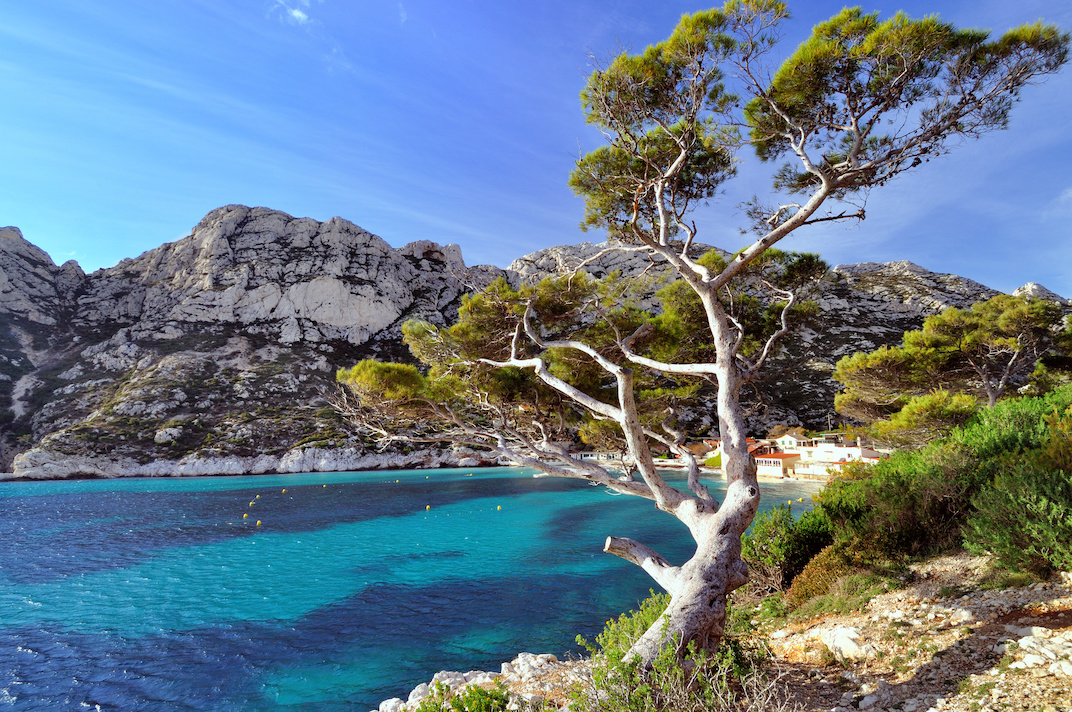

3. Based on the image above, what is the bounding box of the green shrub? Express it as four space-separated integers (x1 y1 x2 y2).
869 389 978 449
741 505 794 590
784 542 900 613
818 384 1072 557
571 593 785 712
577 592 671 669
784 543 856 608
783 509 834 585
792 571 896 620
741 506 832 591
964 406 1072 574
415 680 513 712
978 568 1044 590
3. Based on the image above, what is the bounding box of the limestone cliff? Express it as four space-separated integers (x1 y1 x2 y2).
0 206 504 478
0 207 1065 479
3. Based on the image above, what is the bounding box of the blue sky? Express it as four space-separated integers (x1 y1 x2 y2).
2 0 1070 297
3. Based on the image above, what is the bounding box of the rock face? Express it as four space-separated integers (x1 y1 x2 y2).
0 208 1066 479
0 206 504 478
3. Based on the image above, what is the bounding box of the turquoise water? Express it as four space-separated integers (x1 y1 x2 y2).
0 467 822 711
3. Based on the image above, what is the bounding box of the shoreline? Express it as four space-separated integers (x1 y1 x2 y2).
0 456 831 485
368 652 586 712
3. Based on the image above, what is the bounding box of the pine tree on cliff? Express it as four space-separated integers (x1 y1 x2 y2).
335 2 1069 667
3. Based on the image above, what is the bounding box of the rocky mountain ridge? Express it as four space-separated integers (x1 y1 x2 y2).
0 205 1064 479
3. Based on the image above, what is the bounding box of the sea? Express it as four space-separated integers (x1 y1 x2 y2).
0 466 822 711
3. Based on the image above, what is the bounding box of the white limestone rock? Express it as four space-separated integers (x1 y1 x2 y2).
0 226 84 324
154 427 183 444
6 443 498 479
378 698 405 712
821 626 878 663
1013 282 1070 305
407 683 430 704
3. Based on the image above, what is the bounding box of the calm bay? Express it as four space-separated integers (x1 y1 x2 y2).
0 467 822 711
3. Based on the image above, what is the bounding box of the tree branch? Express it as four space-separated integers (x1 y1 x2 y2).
604 536 682 594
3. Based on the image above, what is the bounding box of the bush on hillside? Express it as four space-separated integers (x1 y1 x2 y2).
964 406 1072 574
742 506 832 592
868 389 978 449
784 543 856 608
784 541 900 613
818 384 1072 557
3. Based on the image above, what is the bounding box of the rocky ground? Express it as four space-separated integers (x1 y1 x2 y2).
374 552 1072 712
768 553 1072 712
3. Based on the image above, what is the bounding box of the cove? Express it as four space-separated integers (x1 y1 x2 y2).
0 467 822 711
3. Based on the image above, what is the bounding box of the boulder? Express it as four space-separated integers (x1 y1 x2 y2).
821 626 877 663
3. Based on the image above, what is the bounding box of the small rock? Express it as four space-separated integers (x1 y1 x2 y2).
432 671 466 688
949 608 973 623
822 627 877 663
379 698 405 712
408 684 429 703
154 427 183 444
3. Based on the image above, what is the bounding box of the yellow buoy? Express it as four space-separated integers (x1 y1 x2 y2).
323 484 327 488
787 500 792 505
256 495 260 499
249 502 254 507
798 497 804 502
256 520 261 526
282 489 286 493
497 505 502 511
395 479 399 483
426 505 431 510
243 513 248 519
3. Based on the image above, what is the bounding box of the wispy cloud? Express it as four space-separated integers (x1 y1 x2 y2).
271 0 316 27
1047 187 1072 217
398 3 408 26
265 0 354 73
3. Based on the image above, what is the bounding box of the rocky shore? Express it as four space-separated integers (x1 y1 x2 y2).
371 653 589 712
3 444 497 480
370 553 1072 712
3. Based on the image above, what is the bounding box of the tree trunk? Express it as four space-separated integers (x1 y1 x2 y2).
614 287 763 667
624 479 760 666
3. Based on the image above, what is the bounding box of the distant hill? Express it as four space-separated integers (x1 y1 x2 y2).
0 205 1063 479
